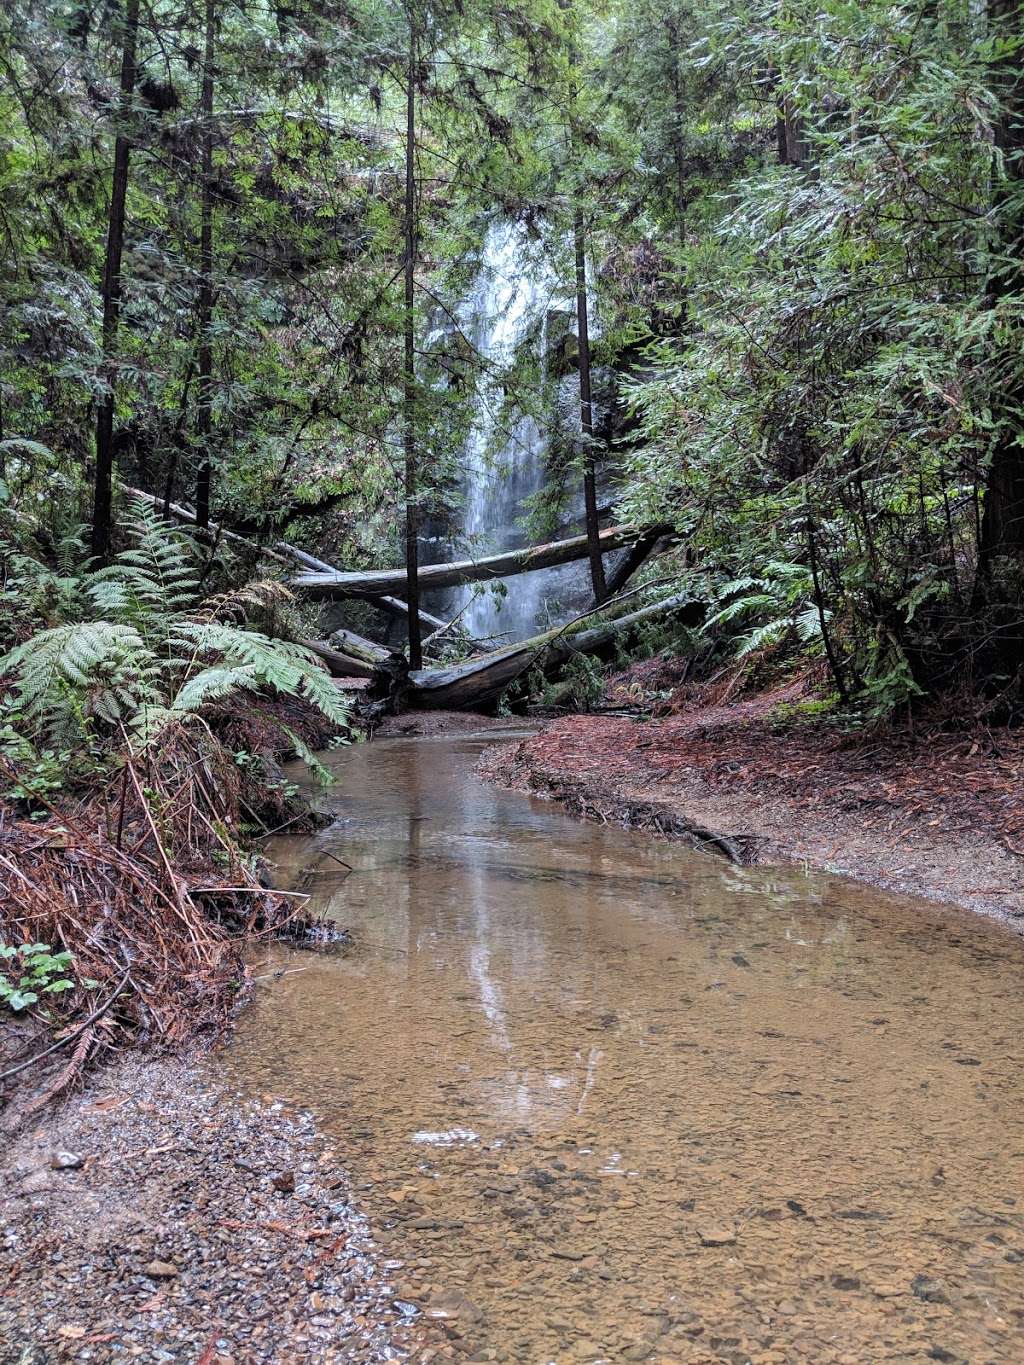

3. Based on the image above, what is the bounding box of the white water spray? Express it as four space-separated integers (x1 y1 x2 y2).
452 221 579 641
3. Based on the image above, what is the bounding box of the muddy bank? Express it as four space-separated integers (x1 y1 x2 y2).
0 1056 448 1363
479 701 1024 928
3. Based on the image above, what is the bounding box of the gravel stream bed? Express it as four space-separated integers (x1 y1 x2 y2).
0 1057 451 1363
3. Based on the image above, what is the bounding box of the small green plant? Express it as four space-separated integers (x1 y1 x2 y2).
0 725 76 803
768 697 838 728
0 942 95 1012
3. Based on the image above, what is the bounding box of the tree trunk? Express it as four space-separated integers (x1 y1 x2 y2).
194 0 217 529
604 529 673 597
401 593 698 710
403 21 423 669
91 0 140 563
665 15 688 317
303 640 381 680
292 522 659 598
279 544 448 632
574 210 607 605
978 0 1024 572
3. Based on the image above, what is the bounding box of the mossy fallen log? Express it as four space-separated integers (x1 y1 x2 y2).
401 592 700 711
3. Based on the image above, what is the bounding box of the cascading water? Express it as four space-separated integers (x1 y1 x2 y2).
450 220 584 642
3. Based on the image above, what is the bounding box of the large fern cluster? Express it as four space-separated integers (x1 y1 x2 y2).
0 498 347 748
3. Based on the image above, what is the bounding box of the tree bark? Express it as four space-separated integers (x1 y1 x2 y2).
91 0 140 563
194 0 217 529
303 640 380 680
279 544 447 631
402 593 698 710
574 210 607 605
292 522 658 598
978 0 1024 572
603 529 673 597
403 19 423 669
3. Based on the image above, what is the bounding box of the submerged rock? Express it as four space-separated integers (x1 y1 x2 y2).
50 1151 84 1171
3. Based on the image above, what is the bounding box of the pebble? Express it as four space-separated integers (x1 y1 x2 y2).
698 1226 737 1247
50 1150 84 1170
912 1275 950 1305
144 1260 180 1279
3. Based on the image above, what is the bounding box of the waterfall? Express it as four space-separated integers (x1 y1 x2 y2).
451 220 582 643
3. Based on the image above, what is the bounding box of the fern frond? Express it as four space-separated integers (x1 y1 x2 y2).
0 621 148 738
170 665 260 713
172 623 349 727
197 580 294 623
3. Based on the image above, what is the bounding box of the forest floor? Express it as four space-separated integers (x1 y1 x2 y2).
0 1055 460 1363
479 663 1024 930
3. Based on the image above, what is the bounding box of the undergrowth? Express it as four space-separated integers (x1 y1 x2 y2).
0 492 350 1118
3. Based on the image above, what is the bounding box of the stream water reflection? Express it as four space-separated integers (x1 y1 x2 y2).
218 735 1024 1363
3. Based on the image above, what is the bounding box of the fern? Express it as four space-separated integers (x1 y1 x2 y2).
170 623 350 726
1 505 348 751
88 499 201 627
0 622 152 740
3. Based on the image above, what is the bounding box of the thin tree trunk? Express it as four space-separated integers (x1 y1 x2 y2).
90 0 140 563
194 0 216 529
775 91 788 164
666 16 688 317
805 507 849 704
574 210 607 605
977 0 1024 576
403 20 423 670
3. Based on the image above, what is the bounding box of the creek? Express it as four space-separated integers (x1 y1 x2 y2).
215 734 1024 1362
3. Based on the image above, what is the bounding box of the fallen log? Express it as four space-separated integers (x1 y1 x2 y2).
303 640 379 680
604 530 676 598
126 487 448 638
326 628 392 668
404 591 700 711
293 524 660 599
279 544 447 634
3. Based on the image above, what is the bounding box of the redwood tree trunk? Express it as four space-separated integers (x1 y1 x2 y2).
403 20 423 669
574 210 607 605
91 0 140 562
194 0 216 529
978 0 1024 573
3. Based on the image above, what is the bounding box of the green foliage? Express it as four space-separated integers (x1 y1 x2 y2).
1 0 1023 720
609 0 1024 712
0 942 95 1013
0 500 348 754
704 563 822 658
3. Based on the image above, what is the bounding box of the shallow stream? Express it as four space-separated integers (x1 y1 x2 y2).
217 734 1024 1363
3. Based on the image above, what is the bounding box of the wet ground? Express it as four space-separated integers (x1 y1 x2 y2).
216 735 1024 1363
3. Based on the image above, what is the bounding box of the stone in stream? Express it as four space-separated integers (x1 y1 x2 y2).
911 1274 950 1304
50 1150 84 1170
831 1273 861 1291
144 1259 180 1279
697 1226 736 1247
